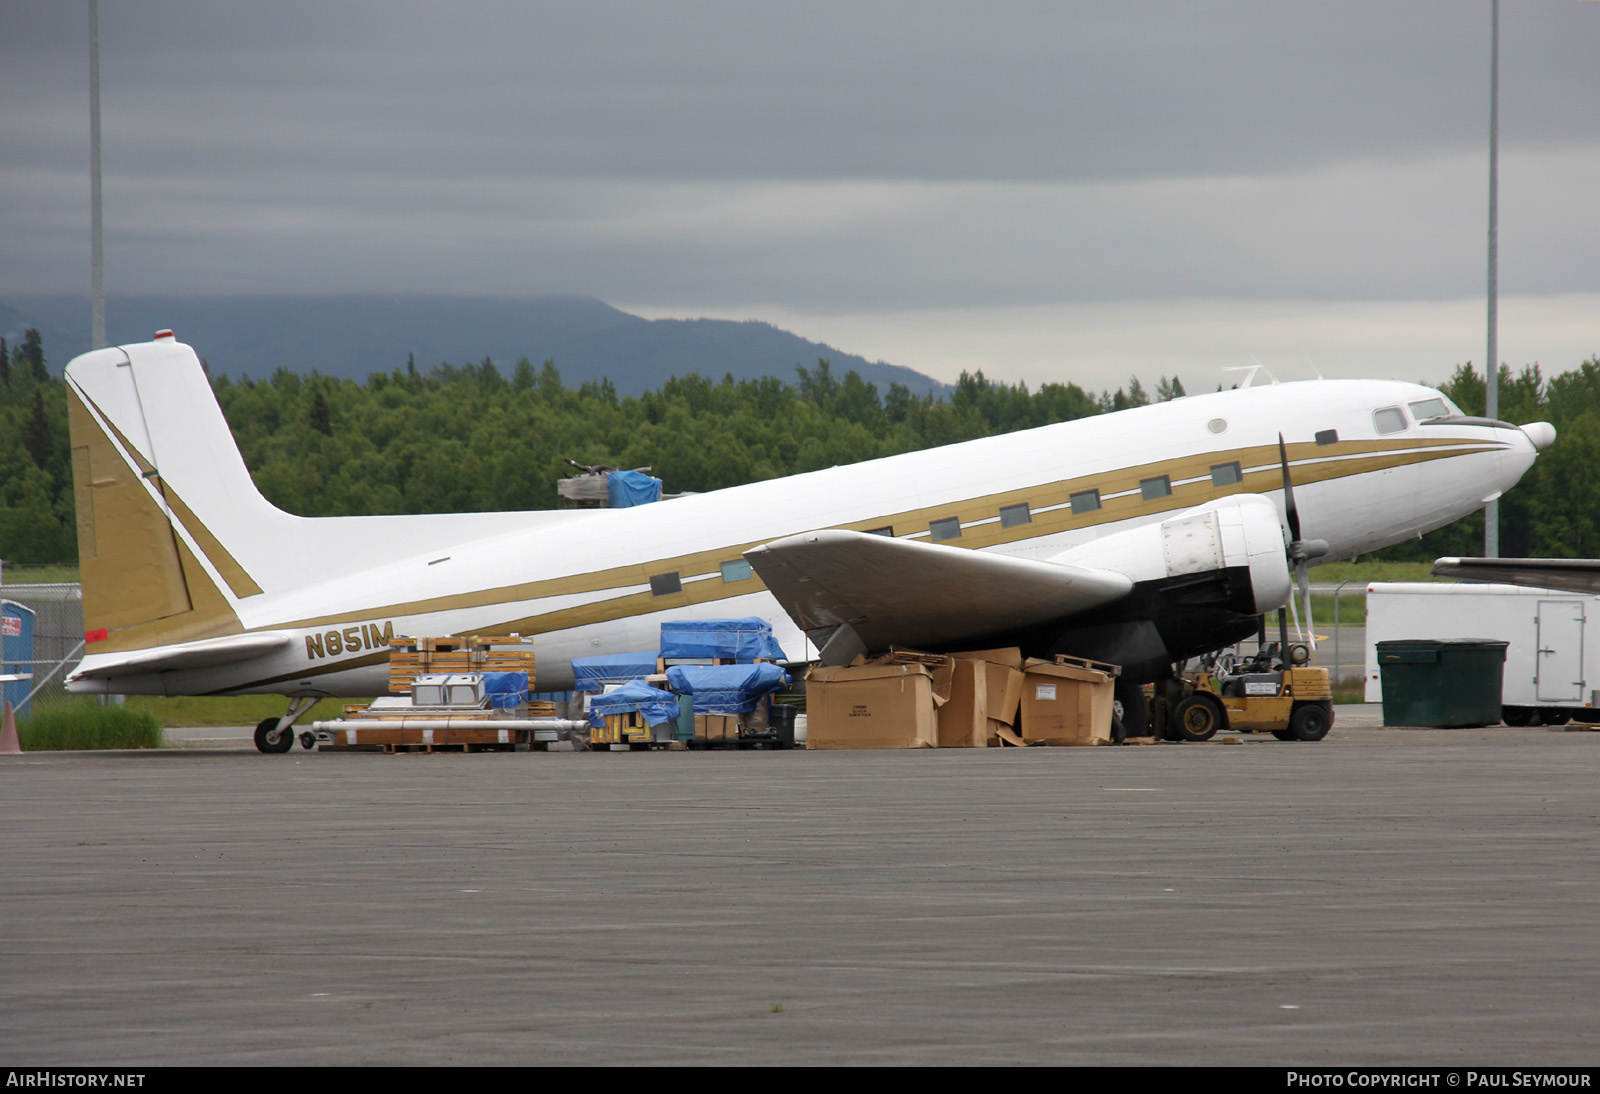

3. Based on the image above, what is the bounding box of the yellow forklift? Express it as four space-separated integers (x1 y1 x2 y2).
1151 626 1335 743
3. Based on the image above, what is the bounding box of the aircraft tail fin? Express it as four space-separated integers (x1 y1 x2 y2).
65 333 284 652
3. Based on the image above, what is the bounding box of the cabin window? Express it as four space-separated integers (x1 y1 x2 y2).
929 517 962 542
1070 489 1101 514
649 572 682 596
1315 429 1339 446
1408 398 1448 421
1374 407 1407 435
1140 476 1172 500
999 503 1031 528
1210 462 1242 487
720 560 752 583
865 526 894 537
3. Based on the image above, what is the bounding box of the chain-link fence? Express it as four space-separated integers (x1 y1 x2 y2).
1 584 85 714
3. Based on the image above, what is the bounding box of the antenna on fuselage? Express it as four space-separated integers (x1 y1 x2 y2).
1221 361 1280 389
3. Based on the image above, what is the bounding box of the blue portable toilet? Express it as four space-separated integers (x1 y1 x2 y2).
1 599 36 715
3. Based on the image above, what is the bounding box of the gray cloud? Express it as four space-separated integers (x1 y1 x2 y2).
2 1 1595 355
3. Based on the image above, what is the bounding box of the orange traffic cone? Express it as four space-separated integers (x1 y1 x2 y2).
1 700 21 754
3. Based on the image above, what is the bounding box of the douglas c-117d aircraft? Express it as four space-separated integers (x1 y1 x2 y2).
63 333 1552 751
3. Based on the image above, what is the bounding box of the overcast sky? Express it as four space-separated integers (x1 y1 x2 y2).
3 1 1596 392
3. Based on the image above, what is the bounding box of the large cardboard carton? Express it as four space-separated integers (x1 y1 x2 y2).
694 713 739 741
951 647 1025 731
1019 657 1115 744
936 657 988 747
807 662 937 749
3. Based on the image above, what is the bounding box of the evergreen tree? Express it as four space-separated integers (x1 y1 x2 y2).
24 390 52 469
20 328 45 380
0 337 9 387
308 391 332 436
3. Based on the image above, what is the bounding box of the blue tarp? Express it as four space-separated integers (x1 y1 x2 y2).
588 680 681 729
571 652 660 693
481 671 528 710
607 469 662 508
659 618 787 662
665 662 790 714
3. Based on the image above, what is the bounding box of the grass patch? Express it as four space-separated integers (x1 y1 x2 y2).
125 694 359 727
1332 676 1369 705
1266 594 1367 627
17 701 163 750
1311 560 1444 585
1 563 80 584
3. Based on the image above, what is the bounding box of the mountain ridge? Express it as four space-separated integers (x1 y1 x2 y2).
1 295 949 397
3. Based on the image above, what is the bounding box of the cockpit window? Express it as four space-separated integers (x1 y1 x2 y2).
1373 406 1407 435
1408 398 1448 421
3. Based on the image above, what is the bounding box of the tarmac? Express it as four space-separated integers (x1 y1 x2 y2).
4 705 1600 1066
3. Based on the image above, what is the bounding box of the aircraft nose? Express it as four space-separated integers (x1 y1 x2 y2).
1521 421 1557 451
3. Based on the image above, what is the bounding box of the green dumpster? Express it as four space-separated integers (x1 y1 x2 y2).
1376 639 1509 727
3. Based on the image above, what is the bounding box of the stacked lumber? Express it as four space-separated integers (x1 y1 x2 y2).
387 634 536 695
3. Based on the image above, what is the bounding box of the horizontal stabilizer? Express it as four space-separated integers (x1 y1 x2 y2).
69 632 296 680
1432 556 1600 595
745 529 1132 654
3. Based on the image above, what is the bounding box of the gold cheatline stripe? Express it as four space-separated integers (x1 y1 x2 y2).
270 436 1498 630
213 438 1497 691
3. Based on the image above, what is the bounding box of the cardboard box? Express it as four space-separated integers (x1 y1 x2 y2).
936 657 988 747
951 648 1024 730
1019 658 1115 744
694 713 740 741
806 662 937 749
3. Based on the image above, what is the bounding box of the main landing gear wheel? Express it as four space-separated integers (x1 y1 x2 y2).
1170 694 1223 742
254 718 294 754
1274 702 1333 742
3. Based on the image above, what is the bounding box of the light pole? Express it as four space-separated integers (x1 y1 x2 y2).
1484 0 1499 558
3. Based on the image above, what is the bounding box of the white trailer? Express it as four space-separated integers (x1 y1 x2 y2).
1365 582 1600 724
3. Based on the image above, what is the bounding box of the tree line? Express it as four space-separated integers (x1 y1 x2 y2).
0 326 1593 567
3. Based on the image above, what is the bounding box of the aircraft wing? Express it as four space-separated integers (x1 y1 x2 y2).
70 632 296 679
745 529 1133 663
1432 556 1600 595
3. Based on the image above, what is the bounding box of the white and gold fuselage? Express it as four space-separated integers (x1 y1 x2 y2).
63 336 1549 698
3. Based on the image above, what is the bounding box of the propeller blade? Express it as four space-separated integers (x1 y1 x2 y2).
1296 557 1316 656
1278 433 1302 545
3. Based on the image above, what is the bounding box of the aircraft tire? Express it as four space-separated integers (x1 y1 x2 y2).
1114 678 1149 738
254 718 295 754
299 732 316 750
1276 701 1333 742
1170 694 1223 742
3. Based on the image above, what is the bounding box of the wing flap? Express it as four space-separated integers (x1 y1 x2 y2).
69 632 296 680
745 530 1132 656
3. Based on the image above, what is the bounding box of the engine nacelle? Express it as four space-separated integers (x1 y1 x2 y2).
1047 495 1293 616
